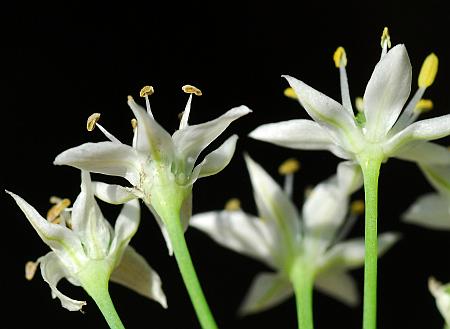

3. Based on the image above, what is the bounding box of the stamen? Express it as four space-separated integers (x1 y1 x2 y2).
131 118 138 129
351 200 365 215
278 158 300 175
333 47 353 113
380 27 391 58
86 113 121 143
414 99 433 113
180 85 202 129
225 198 241 211
139 85 155 117
47 198 71 223
25 261 39 280
392 87 426 133
284 87 298 100
418 53 438 88
355 97 364 112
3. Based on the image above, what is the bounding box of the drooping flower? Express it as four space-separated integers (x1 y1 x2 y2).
7 171 166 312
249 28 450 166
429 277 450 328
403 163 450 229
54 85 251 253
190 156 399 314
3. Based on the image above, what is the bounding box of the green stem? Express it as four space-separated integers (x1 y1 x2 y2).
290 259 315 329
164 210 218 329
360 158 382 329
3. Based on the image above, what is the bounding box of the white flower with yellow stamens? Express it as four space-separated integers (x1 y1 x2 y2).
190 156 399 314
249 28 450 166
54 85 251 253
6 171 166 312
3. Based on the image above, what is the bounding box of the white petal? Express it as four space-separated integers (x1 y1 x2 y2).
321 232 400 271
336 161 363 194
315 271 359 306
6 190 86 272
429 278 450 326
194 135 238 179
172 106 251 169
403 193 450 230
54 142 141 186
146 203 173 255
238 272 293 315
363 45 412 141
109 199 141 262
394 142 450 165
283 75 362 153
127 98 175 159
39 252 87 311
190 210 277 266
110 246 167 308
71 171 113 259
421 164 450 198
244 155 301 250
386 115 450 156
92 182 137 204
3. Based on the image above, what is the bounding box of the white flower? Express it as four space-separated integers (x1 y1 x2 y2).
54 85 251 253
403 163 450 229
7 171 166 311
429 277 450 328
249 29 450 166
190 156 399 314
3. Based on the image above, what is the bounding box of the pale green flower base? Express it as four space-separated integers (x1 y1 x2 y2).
290 259 315 329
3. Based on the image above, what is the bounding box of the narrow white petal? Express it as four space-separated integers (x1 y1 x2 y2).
54 142 141 186
238 272 293 315
315 271 359 306
127 98 175 159
194 135 238 179
109 199 141 262
92 182 137 204
336 161 363 194
39 252 87 311
283 75 362 153
394 142 450 165
386 115 450 156
403 193 450 229
6 191 86 271
172 105 251 169
244 155 301 249
190 210 277 266
110 246 167 308
421 164 450 198
363 45 412 140
71 171 113 259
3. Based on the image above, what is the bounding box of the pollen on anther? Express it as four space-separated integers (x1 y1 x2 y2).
333 47 347 68
419 53 438 88
140 85 154 97
87 113 101 132
25 261 39 281
225 198 241 211
415 99 433 113
284 87 298 100
131 118 138 129
278 158 301 175
182 85 202 96
380 27 391 49
47 198 71 223
351 200 365 215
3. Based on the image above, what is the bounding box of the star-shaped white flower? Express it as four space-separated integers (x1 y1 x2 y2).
190 156 399 314
249 29 450 166
7 171 166 312
54 85 251 253
429 277 450 328
403 163 450 229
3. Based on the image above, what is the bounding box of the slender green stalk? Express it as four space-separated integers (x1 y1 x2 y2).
360 158 382 329
290 259 315 329
164 209 218 329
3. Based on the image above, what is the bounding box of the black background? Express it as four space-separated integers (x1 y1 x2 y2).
2 1 450 328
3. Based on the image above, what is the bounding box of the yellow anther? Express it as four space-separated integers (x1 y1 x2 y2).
47 198 71 223
25 261 39 281
127 95 134 102
278 158 301 175
86 113 101 132
351 200 365 215
419 53 438 88
355 97 364 112
380 27 391 49
225 198 241 211
415 99 434 113
182 85 202 96
284 87 298 100
333 47 347 68
131 118 138 129
140 85 154 97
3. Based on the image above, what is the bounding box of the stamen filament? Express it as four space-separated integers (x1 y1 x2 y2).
391 87 426 133
333 47 353 114
279 158 300 198
140 86 155 118
180 85 202 129
380 27 391 59
86 113 121 143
